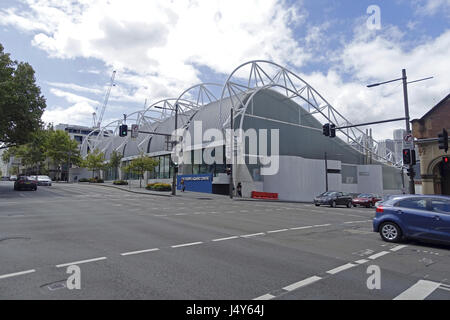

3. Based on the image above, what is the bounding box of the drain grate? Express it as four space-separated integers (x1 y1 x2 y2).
196 197 212 200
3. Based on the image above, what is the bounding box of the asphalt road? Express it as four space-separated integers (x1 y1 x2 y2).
0 181 449 300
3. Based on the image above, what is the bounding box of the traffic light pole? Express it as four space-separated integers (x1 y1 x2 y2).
324 152 328 192
229 108 234 199
171 104 178 196
402 69 415 195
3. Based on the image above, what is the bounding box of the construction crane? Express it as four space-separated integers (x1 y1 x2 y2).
92 70 116 128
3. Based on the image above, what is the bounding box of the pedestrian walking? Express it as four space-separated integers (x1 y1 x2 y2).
181 178 186 192
237 182 242 197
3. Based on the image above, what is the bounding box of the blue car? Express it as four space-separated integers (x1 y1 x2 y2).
373 195 450 243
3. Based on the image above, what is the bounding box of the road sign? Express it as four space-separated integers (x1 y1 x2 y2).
131 124 139 139
403 133 413 149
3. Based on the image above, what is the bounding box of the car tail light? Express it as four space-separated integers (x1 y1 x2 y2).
376 206 384 214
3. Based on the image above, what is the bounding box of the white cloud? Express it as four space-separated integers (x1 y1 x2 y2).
414 0 450 16
0 0 309 100
49 88 100 106
302 28 450 140
47 82 103 95
42 101 95 125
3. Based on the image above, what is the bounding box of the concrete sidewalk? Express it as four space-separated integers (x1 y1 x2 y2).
79 180 233 200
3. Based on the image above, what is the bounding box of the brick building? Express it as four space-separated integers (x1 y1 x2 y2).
411 93 450 195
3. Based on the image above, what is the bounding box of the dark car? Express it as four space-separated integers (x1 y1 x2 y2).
14 176 38 191
373 195 450 244
352 193 382 208
314 191 353 208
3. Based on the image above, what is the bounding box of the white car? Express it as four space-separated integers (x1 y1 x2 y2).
9 175 17 181
34 175 52 186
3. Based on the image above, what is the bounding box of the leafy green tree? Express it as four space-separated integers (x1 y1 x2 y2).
82 148 106 179
45 129 81 180
123 153 159 188
108 150 123 180
0 43 46 149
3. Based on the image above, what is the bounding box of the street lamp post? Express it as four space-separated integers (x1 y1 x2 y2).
171 103 178 196
229 108 234 199
367 69 433 195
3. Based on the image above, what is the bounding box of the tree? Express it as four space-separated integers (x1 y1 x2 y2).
123 153 159 188
81 148 106 179
108 150 123 180
0 43 46 149
45 129 81 180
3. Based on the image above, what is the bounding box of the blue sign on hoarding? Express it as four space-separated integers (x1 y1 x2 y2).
177 174 213 193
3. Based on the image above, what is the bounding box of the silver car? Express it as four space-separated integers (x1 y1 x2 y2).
34 175 52 186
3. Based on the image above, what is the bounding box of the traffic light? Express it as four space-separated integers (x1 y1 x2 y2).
119 124 128 137
226 165 232 175
330 124 336 138
322 123 330 137
411 149 416 166
443 156 449 167
438 128 448 152
406 167 415 177
403 149 411 165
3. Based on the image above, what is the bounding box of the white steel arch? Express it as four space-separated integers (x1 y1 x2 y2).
218 60 398 166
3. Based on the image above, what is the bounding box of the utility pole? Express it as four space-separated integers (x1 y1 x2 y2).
324 152 328 192
229 108 234 199
366 70 433 194
402 69 416 195
171 104 178 196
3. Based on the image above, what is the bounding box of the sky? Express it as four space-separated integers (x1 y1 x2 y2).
0 0 449 141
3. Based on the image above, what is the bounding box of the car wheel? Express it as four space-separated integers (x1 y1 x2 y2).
346 201 351 208
331 201 336 208
380 222 402 243
315 204 320 207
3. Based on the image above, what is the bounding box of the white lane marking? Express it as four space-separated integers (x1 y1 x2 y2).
240 233 265 238
0 269 36 280
283 276 322 292
212 236 239 242
175 213 186 216
155 214 168 217
355 259 369 264
394 280 441 300
56 257 107 268
290 226 313 231
313 224 332 227
390 245 408 252
171 241 203 248
368 251 390 260
343 220 372 224
267 229 289 234
326 263 356 275
253 293 276 300
121 248 160 256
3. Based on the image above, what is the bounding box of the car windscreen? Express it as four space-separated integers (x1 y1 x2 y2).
358 194 372 198
38 176 50 180
320 192 337 197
